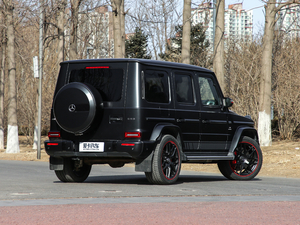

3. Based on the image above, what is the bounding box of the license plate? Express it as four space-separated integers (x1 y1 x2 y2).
79 142 104 152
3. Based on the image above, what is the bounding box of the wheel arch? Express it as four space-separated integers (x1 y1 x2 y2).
151 124 185 161
150 123 182 143
228 126 259 156
135 124 184 173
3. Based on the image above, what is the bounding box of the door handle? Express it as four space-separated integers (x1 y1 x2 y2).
202 119 210 124
176 118 185 123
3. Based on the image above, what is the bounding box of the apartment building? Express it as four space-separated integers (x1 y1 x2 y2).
192 2 253 46
276 3 300 39
78 6 114 59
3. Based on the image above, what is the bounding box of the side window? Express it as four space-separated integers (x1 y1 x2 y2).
175 74 194 104
198 76 221 106
143 70 169 103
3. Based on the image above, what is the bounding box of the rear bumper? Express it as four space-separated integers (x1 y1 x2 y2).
44 139 156 160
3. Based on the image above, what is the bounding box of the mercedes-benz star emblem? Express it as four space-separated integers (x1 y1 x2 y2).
68 104 76 112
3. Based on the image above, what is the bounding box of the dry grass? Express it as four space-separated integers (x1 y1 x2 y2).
182 140 300 178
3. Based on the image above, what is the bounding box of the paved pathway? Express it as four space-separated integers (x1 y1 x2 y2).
1 160 300 224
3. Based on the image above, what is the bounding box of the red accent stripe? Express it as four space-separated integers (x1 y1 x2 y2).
85 66 109 69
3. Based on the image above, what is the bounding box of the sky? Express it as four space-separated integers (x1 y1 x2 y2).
226 0 266 34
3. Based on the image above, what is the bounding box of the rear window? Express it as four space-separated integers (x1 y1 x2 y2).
69 67 123 102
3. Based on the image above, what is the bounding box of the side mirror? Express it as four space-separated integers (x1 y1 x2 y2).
223 97 233 108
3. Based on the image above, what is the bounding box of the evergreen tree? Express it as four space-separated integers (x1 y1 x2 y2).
160 23 210 67
125 27 151 59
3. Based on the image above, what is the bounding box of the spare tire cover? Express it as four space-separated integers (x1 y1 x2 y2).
53 82 102 134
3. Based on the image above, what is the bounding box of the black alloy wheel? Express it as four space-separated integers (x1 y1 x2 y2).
218 136 263 180
161 140 180 179
145 135 182 185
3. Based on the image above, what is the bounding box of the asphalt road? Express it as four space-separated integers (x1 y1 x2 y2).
1 160 300 224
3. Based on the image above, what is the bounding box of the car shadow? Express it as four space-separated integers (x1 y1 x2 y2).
80 173 262 185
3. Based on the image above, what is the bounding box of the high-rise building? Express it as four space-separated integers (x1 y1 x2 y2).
276 3 300 39
192 3 253 47
78 6 114 59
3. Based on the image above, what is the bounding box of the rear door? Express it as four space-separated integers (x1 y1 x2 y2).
138 67 174 141
68 62 127 141
173 71 201 153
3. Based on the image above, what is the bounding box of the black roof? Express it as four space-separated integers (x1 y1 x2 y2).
62 58 213 73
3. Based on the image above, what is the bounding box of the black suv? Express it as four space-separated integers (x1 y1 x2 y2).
45 59 262 184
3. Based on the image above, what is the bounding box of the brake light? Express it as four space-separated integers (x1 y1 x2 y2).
47 143 59 146
48 132 61 138
85 66 109 69
125 132 141 138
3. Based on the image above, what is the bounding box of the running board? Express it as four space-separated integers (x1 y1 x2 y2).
185 155 235 162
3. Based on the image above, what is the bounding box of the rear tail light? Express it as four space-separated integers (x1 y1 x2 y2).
48 132 61 138
125 132 141 138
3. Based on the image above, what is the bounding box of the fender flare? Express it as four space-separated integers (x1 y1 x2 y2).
135 123 184 172
150 123 182 142
228 126 259 157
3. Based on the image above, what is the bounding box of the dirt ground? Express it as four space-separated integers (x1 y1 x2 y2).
0 136 299 178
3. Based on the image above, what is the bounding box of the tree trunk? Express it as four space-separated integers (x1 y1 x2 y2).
57 0 66 64
120 0 125 57
69 0 81 60
258 0 299 145
258 1 276 146
0 12 6 150
181 0 191 64
213 0 225 90
4 0 20 153
111 0 123 58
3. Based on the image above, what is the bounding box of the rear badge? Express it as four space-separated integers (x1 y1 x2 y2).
68 104 76 112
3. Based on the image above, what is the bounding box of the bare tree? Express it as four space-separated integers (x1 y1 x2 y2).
77 4 113 59
0 10 6 149
181 0 191 64
0 0 299 148
225 33 300 140
3 0 19 153
69 0 82 60
213 0 225 90
120 0 125 57
272 37 300 139
126 0 180 60
57 0 67 63
258 0 299 146
225 40 262 126
111 0 123 58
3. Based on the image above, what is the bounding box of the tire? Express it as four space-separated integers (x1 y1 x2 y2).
218 136 263 180
53 82 103 134
55 158 92 182
145 135 182 185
